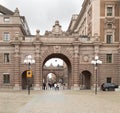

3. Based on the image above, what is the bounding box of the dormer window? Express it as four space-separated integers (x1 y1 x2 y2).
4 17 10 22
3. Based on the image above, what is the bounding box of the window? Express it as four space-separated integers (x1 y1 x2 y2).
4 32 10 41
106 34 112 44
107 7 113 16
4 17 10 22
4 53 10 63
106 77 112 83
3 74 10 84
106 54 112 63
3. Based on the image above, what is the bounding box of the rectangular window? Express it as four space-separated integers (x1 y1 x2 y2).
106 34 112 44
106 77 112 83
3 74 10 84
106 54 112 63
4 32 10 41
4 53 10 63
107 7 113 16
4 17 10 22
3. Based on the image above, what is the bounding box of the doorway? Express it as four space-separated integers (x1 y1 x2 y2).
81 71 91 89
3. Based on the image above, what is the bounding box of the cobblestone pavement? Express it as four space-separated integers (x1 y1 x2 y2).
0 90 120 113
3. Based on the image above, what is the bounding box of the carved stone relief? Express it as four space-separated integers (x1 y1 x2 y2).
54 46 61 53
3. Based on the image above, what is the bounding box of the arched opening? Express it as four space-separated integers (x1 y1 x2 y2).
81 71 91 89
42 53 72 90
22 71 27 89
21 70 34 89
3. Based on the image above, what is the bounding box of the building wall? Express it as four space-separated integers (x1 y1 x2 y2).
0 1 120 90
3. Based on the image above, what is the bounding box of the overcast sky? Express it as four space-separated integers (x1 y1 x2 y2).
1 0 84 35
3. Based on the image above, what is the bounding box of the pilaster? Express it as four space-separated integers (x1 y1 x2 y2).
72 36 80 90
93 35 101 89
33 30 42 90
118 47 120 86
13 45 21 90
34 49 41 90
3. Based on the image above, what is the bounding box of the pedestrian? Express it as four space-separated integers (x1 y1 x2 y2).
54 83 57 90
43 82 46 90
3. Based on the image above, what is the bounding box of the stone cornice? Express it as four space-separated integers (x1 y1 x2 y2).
0 42 11 46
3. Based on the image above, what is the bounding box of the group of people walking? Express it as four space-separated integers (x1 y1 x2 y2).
42 82 59 90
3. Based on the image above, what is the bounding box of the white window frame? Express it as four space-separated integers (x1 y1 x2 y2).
3 32 10 41
105 31 114 44
105 4 115 17
106 34 113 44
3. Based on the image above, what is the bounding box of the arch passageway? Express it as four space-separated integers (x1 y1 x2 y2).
42 53 72 89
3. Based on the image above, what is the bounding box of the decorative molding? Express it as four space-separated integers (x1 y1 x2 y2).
54 46 61 53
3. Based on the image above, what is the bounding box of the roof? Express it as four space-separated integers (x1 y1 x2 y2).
0 4 14 15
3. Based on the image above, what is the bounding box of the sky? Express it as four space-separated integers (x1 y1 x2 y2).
45 58 63 67
0 0 84 35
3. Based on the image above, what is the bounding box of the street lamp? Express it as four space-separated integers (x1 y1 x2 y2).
24 55 35 95
91 55 102 95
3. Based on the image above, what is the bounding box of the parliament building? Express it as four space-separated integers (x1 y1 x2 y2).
0 0 120 90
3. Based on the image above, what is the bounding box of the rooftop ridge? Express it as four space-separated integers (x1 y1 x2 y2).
0 4 14 15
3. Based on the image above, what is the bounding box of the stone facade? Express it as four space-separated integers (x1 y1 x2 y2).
0 0 120 90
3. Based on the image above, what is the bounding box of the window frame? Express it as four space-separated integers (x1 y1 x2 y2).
107 7 113 16
106 54 112 63
105 31 114 44
4 53 10 63
3 74 10 84
3 32 10 41
4 17 10 22
106 34 113 44
105 4 115 17
106 77 112 83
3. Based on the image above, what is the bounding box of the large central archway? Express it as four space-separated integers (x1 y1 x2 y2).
42 53 72 89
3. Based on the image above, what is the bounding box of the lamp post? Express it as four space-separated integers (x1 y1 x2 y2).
91 55 102 95
24 55 35 95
